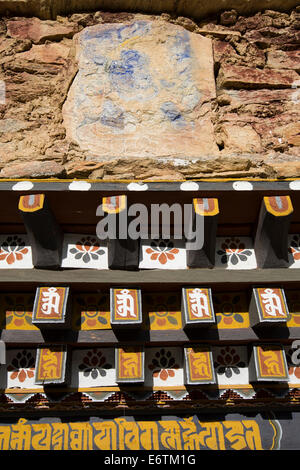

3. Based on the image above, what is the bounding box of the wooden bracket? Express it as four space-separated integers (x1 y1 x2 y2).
186 198 219 268
101 195 139 270
249 287 289 328
254 195 293 268
18 194 63 269
110 287 142 328
181 287 216 328
32 286 71 329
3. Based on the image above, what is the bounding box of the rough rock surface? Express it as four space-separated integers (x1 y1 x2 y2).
0 7 298 180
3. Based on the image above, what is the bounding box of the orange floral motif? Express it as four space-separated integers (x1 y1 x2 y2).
7 351 35 383
148 349 179 381
146 240 179 265
0 236 29 265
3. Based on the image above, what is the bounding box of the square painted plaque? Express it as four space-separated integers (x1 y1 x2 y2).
32 287 70 327
34 346 68 385
249 344 289 382
250 287 289 327
184 346 215 385
182 287 215 328
115 347 144 383
110 288 142 327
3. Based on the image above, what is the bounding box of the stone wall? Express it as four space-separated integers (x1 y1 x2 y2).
0 5 299 180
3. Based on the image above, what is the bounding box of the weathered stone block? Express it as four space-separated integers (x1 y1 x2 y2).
218 64 299 89
63 20 218 159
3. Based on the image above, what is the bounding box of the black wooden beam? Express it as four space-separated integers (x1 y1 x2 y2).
18 194 63 269
254 195 293 268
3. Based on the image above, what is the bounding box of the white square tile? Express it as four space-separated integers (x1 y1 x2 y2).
212 345 249 385
215 237 257 270
139 239 187 270
145 347 184 387
0 235 33 269
71 348 116 388
6 349 38 389
61 234 108 269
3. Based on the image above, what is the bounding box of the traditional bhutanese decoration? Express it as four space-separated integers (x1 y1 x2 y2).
263 196 293 217
115 347 144 383
102 195 127 214
143 292 182 330
249 344 289 382
32 287 70 327
181 287 215 328
0 293 37 330
250 287 289 327
184 346 216 384
110 288 142 327
213 292 250 329
193 197 219 216
72 294 111 330
18 194 45 213
34 346 67 385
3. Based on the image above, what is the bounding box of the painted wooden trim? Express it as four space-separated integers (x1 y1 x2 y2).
1 268 300 284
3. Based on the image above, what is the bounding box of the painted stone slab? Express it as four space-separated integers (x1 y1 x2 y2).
250 287 289 327
0 234 33 269
63 20 217 160
213 292 250 330
250 345 289 382
110 288 142 327
32 287 70 327
71 348 116 388
35 346 67 385
61 234 108 269
115 347 144 383
184 346 215 385
6 349 39 390
145 347 183 387
139 239 187 270
215 237 257 270
143 292 182 330
72 294 110 330
213 346 249 386
0 293 37 330
182 287 215 328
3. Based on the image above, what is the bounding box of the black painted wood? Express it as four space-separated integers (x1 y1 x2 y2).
254 196 293 268
18 194 63 269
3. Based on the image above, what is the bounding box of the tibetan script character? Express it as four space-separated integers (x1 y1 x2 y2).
139 422 159 450
31 423 52 450
159 421 182 450
261 289 285 317
189 288 210 318
41 288 61 315
198 422 225 450
93 421 117 450
10 418 32 450
116 418 140 450
51 423 69 450
0 426 10 450
69 422 93 450
116 289 136 318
